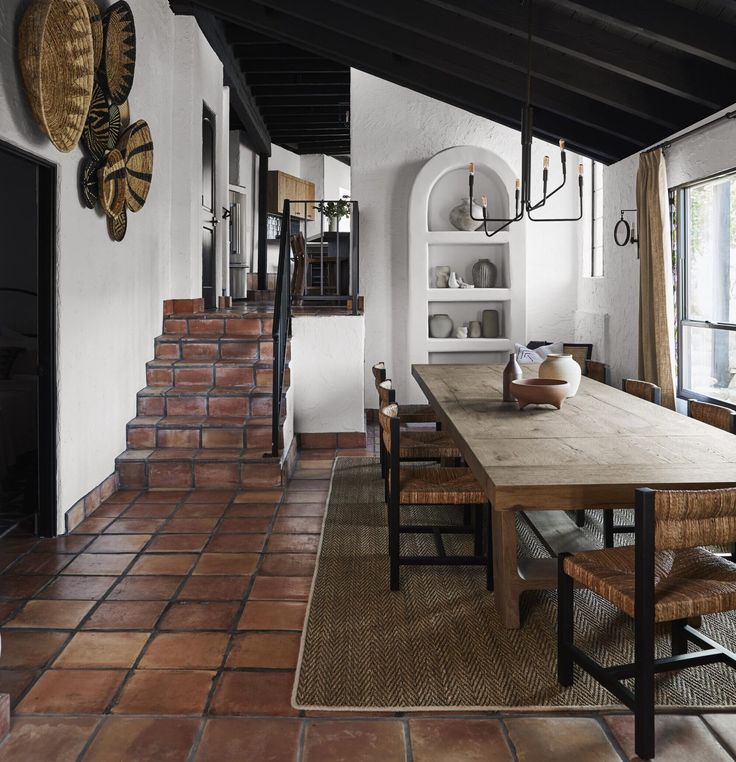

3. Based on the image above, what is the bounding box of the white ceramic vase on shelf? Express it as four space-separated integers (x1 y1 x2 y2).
538 354 581 397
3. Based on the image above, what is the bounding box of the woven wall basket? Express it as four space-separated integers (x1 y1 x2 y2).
101 1 136 105
79 157 100 209
98 148 127 217
118 119 153 213
118 99 130 130
107 207 127 242
18 0 96 152
82 0 102 71
82 82 120 159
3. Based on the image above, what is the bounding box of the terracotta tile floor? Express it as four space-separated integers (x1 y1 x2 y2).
0 427 735 760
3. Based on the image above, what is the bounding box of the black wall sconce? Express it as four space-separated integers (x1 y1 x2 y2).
614 209 639 256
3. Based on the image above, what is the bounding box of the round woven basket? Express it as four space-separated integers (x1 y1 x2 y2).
101 1 136 105
107 207 127 242
118 119 153 212
118 99 130 130
82 81 120 159
98 148 127 217
82 0 102 71
18 0 96 152
79 157 100 209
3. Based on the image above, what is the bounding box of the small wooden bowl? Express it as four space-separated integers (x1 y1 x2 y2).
510 378 570 410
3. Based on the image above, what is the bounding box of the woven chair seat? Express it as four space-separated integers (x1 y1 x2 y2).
398 466 485 505
397 403 436 424
398 431 461 459
564 545 736 622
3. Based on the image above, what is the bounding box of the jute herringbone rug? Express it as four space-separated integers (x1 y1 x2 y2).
293 456 736 711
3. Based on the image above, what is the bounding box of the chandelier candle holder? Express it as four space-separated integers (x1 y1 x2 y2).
466 0 585 238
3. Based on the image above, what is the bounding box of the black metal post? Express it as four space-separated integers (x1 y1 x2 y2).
557 552 574 686
257 154 269 291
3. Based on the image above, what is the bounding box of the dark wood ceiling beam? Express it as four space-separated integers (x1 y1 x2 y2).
551 0 736 71
187 0 638 162
233 43 323 60
238 59 348 74
169 3 270 154
235 0 705 130
251 85 350 95
246 73 350 86
412 0 730 108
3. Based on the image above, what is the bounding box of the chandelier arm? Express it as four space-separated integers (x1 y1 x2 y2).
480 208 524 237
528 176 568 211
527 184 584 222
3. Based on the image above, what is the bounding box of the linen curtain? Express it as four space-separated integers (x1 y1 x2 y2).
637 148 676 410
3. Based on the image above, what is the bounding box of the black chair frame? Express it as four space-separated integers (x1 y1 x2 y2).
386 415 492 593
558 487 736 760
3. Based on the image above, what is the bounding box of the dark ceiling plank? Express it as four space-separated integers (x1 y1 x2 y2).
552 0 736 70
187 0 641 162
170 3 270 154
414 0 730 108
247 74 350 86
234 43 324 60
237 0 706 130
251 85 350 96
242 60 349 74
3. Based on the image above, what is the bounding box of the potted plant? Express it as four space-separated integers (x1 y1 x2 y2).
314 197 351 232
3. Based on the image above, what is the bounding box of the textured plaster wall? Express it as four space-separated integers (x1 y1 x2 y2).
0 0 226 531
576 106 736 389
351 71 584 406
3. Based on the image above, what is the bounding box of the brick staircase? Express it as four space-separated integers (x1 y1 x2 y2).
115 301 293 490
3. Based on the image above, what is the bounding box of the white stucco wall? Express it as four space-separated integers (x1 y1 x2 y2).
290 316 365 433
351 71 584 407
0 0 227 530
576 105 736 389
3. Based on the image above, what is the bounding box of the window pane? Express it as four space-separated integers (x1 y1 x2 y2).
685 175 736 322
681 323 736 403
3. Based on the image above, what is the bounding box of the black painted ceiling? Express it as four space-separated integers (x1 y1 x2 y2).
173 0 736 165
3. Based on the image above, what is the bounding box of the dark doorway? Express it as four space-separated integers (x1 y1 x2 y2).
0 141 57 537
201 107 217 309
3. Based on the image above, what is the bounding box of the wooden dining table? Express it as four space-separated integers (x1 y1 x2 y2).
412 362 736 628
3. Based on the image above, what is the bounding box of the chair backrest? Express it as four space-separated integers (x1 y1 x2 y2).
372 362 386 389
622 378 661 405
563 343 593 375
638 487 736 551
377 379 395 410
586 360 611 385
687 399 736 434
378 403 399 455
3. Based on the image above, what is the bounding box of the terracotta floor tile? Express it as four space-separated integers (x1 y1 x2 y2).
124 504 177 519
209 671 297 716
86 534 151 553
225 504 278 518
129 554 197 575
267 534 320 554
249 576 311 601
137 490 189 502
233 490 283 504
147 534 209 553
299 450 335 461
409 719 513 762
89 502 128 518
53 632 149 669
5 599 94 629
71 517 113 534
162 518 219 534
193 553 259 575
288 479 331 491
159 602 239 631
605 714 731 761
0 717 98 762
107 575 184 600
83 717 200 762
284 491 328 504
62 554 136 576
195 718 302 761
185 490 235 503
83 601 167 630
0 631 68 669
104 490 141 503
218 517 272 533
279 504 326 518
36 575 116 600
207 533 267 553
302 720 406 762
9 554 74 575
17 669 125 714
238 601 306 631
704 715 736 757
113 670 215 715
505 717 620 762
298 459 335 469
138 632 229 669
259 554 316 577
104 518 165 534
176 504 227 518
226 632 300 669
0 669 38 707
273 517 323 534
177 576 251 601
0 576 52 599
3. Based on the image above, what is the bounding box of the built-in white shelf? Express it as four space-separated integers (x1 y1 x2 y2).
427 287 511 302
424 230 510 245
427 338 512 352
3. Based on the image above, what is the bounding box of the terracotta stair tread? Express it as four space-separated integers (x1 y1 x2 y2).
127 415 273 429
137 385 286 398
116 447 278 464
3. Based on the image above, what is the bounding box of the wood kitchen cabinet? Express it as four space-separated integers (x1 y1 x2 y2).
267 171 316 220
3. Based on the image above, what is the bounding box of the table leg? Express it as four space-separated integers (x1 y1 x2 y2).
492 508 521 629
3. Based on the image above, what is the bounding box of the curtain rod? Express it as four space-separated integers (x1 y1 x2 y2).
644 109 736 155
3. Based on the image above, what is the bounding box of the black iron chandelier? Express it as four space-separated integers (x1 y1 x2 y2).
468 0 584 237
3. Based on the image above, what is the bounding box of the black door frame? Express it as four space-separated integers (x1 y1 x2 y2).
0 139 57 537
201 106 217 309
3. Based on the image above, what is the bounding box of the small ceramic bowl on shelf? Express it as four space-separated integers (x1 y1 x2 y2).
510 379 569 410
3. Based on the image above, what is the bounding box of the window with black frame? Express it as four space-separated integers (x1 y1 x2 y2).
676 170 736 406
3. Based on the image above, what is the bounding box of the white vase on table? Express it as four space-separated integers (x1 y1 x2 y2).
538 353 581 397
